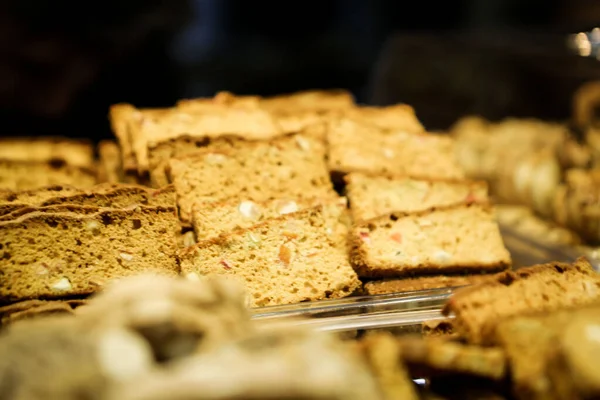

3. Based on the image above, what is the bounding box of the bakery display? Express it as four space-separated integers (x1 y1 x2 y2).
0 89 518 307
1 88 600 398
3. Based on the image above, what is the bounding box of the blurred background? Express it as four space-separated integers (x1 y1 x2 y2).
0 0 599 139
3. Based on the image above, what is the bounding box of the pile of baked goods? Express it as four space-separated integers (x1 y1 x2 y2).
450 80 600 247
1 83 600 398
1 256 599 399
452 116 600 247
0 89 516 309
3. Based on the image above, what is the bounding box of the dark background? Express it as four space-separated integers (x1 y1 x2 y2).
1 0 599 139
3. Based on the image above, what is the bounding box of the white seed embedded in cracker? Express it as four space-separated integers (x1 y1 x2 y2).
295 136 311 151
52 277 72 291
276 200 299 215
182 231 196 247
238 200 262 220
86 220 101 235
205 153 228 164
433 250 452 263
418 219 434 227
247 232 261 245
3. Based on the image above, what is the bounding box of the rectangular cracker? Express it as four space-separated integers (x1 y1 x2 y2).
345 172 488 222
0 206 179 301
327 118 464 179
180 206 361 307
443 258 600 344
167 128 335 224
349 203 511 278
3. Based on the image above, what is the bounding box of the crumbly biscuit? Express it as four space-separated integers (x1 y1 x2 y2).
444 258 600 344
97 140 123 183
0 137 94 168
359 332 420 400
168 128 335 224
0 206 179 301
0 160 97 190
180 207 360 307
350 204 511 278
345 172 488 222
327 118 464 179
0 299 87 325
192 196 348 249
398 335 506 380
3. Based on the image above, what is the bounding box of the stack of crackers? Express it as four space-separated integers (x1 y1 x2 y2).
359 256 600 399
1 89 512 317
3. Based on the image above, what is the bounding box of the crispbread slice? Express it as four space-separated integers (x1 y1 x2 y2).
0 184 175 218
0 137 94 168
109 104 169 173
443 258 600 344
192 196 348 249
397 335 506 380
179 89 354 113
0 160 97 191
327 118 464 179
345 172 488 222
109 103 138 170
40 184 176 208
493 310 571 400
147 135 245 188
97 140 123 183
0 299 87 326
342 103 424 132
358 333 420 400
492 304 600 399
0 185 83 216
168 128 335 224
146 115 329 188
129 106 283 173
177 91 262 109
0 185 84 204
0 206 179 301
259 89 355 113
349 203 511 278
495 204 581 246
180 206 360 307
0 205 105 222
